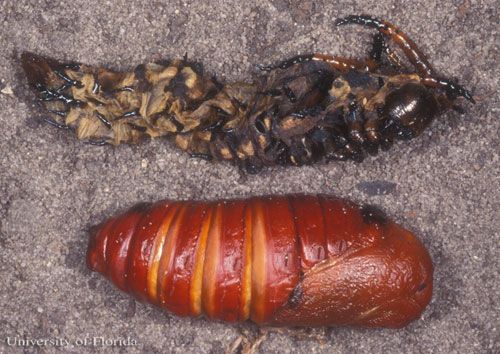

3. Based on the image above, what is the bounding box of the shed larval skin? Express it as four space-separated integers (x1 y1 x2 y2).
87 195 433 328
21 15 474 174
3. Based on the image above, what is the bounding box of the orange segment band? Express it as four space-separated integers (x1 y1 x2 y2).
190 205 214 316
157 205 188 307
241 202 253 321
250 198 267 324
147 203 180 303
201 203 223 318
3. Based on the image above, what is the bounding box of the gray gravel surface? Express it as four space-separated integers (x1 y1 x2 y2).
1 1 498 353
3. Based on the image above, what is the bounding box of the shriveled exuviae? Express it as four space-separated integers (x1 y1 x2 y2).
22 15 474 173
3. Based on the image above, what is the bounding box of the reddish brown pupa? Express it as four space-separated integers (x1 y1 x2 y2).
88 194 433 328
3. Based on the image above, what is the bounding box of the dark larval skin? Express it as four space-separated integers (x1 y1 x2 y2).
21 15 474 174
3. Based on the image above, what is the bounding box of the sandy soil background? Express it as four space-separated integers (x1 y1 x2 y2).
1 0 498 353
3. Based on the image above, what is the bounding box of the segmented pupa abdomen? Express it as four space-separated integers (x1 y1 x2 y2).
87 194 433 328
